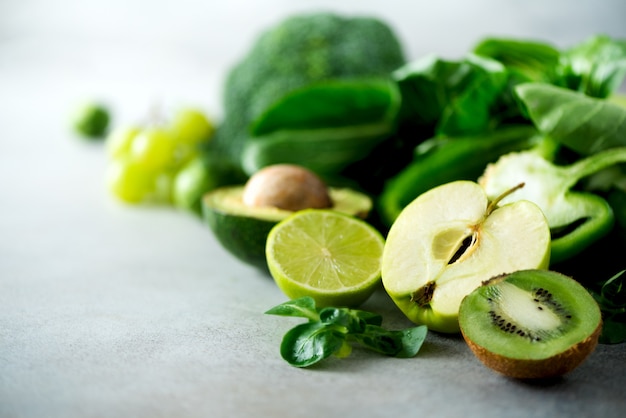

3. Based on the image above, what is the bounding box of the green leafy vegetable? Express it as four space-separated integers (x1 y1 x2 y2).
241 79 400 176
557 35 626 98
392 53 507 136
266 297 428 367
473 37 561 84
250 79 399 136
471 37 562 122
589 270 626 344
242 123 395 177
280 322 346 367
515 82 626 155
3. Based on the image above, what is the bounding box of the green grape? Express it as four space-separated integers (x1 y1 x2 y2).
130 128 177 171
171 108 214 146
72 101 110 139
106 158 157 203
172 156 214 214
172 143 199 169
154 170 176 204
106 125 141 159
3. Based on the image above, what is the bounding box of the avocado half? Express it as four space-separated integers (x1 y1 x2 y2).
202 185 373 270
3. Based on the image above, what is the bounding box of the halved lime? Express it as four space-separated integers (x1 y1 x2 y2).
266 209 385 307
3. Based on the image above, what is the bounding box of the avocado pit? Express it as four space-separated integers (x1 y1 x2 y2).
242 164 333 211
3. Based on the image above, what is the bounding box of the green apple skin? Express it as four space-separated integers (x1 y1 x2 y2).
381 180 551 333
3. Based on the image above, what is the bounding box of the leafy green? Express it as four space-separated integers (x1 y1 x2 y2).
589 270 626 344
241 79 401 176
242 122 395 177
266 297 427 367
392 53 507 136
250 79 399 136
473 37 561 84
265 296 320 321
515 82 626 155
280 322 346 367
557 35 626 98
471 37 562 122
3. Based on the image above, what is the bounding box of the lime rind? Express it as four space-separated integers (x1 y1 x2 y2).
266 209 385 307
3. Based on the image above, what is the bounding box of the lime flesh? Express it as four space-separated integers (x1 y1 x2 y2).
266 209 385 307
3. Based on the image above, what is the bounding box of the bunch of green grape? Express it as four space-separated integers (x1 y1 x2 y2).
105 108 215 207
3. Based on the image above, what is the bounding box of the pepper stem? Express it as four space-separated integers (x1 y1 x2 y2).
566 147 626 186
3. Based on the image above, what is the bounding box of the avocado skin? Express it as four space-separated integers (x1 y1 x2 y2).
202 186 372 271
202 205 276 272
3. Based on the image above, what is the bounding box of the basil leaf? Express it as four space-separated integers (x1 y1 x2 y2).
280 322 346 367
265 296 320 321
515 82 626 155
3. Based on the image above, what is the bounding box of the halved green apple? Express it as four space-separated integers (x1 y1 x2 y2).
381 180 551 333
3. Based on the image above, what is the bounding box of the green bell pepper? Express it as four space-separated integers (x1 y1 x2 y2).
378 125 542 226
479 147 626 264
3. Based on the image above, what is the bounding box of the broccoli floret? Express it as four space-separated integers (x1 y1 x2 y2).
210 12 406 171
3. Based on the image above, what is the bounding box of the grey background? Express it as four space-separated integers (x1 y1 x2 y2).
1 1 626 417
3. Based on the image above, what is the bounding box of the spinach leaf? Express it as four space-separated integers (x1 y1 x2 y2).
515 82 626 155
266 297 428 367
392 53 507 136
473 37 561 84
242 78 401 178
250 78 400 136
242 121 393 176
557 35 626 98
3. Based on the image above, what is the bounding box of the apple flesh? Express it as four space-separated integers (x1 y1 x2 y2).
381 180 551 333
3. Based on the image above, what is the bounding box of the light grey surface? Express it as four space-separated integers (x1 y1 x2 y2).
1 1 626 417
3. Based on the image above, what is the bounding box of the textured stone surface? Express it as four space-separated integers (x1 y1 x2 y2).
1 1 625 417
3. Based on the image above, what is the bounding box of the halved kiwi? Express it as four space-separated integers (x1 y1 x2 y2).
458 270 602 379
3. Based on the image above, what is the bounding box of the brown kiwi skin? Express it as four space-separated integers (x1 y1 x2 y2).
462 321 602 379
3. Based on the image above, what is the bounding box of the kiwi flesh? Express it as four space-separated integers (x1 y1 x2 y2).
458 269 602 379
